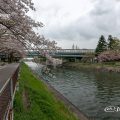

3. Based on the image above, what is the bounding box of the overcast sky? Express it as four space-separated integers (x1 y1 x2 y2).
28 0 120 49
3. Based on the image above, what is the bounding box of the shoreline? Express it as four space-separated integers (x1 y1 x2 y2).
14 63 79 120
63 62 120 73
31 67 89 120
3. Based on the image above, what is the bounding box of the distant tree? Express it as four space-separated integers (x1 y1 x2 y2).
72 44 75 49
97 35 120 62
112 38 120 50
110 37 120 50
95 35 107 55
107 35 120 50
0 0 60 63
107 35 114 50
76 45 78 49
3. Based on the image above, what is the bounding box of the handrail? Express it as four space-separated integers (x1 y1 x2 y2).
0 64 19 120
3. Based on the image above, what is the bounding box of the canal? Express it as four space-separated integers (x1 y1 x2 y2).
26 62 120 120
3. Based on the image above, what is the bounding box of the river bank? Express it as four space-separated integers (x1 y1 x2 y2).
30 64 89 120
14 63 79 120
24 61 120 120
63 62 120 73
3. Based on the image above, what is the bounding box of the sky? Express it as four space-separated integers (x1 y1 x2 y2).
28 0 120 49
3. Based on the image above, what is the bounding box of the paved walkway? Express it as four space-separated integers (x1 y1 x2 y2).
0 63 19 91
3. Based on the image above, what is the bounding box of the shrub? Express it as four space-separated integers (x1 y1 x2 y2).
98 50 120 62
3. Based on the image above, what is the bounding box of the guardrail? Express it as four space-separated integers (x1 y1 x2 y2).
0 65 19 120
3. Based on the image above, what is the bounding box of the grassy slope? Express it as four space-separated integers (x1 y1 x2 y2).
14 63 78 120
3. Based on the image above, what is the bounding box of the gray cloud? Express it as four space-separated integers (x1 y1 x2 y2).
91 0 120 34
46 0 120 40
30 0 120 48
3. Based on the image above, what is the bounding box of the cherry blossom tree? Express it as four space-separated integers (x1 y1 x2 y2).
98 50 120 62
0 0 61 65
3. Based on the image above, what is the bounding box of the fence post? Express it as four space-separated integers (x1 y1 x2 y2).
10 78 13 120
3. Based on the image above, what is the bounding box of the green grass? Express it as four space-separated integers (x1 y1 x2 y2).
14 63 78 120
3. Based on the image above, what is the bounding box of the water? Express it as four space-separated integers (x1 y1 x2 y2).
26 62 120 120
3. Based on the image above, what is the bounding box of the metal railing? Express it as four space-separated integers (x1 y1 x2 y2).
0 66 19 120
27 49 95 57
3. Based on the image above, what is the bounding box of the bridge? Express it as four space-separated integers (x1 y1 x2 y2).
27 49 95 62
0 49 95 63
50 49 95 58
27 49 95 58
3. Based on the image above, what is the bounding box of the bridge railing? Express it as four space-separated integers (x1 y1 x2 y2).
49 49 94 53
26 49 95 57
50 49 95 55
0 66 19 120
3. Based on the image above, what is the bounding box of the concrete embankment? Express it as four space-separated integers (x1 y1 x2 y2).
63 62 120 73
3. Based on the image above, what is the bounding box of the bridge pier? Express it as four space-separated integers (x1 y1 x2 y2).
63 57 82 63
